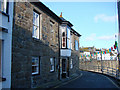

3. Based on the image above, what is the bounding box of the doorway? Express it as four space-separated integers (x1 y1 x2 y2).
61 58 69 78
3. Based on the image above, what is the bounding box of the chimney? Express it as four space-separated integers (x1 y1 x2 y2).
60 12 62 17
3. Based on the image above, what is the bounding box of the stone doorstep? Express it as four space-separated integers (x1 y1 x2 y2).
37 73 80 88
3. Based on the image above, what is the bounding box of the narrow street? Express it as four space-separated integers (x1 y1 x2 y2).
55 71 120 88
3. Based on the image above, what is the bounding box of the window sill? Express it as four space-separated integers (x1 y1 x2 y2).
50 70 55 73
0 10 9 22
32 73 40 76
32 37 41 42
0 27 8 33
0 77 6 82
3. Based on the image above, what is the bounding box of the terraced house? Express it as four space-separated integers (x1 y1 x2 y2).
12 1 61 88
59 14 81 78
0 0 14 88
0 0 81 88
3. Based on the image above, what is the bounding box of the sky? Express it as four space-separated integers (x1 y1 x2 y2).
42 1 119 49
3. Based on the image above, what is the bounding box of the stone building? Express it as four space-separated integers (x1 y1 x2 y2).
12 1 61 88
0 0 14 88
70 28 81 76
11 1 81 88
59 14 81 78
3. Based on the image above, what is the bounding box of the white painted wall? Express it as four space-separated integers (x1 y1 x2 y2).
61 49 71 57
84 52 90 60
0 1 14 88
96 53 117 60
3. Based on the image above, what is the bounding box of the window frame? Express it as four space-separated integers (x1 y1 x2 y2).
62 32 66 48
50 57 55 72
32 56 40 75
1 0 9 14
70 58 73 69
66 26 71 49
50 20 55 41
70 33 73 50
75 40 79 51
32 10 40 39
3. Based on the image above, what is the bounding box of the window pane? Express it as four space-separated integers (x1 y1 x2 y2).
50 58 55 72
33 11 40 39
3 0 7 13
63 43 65 47
67 27 70 39
0 1 1 11
67 39 71 49
36 13 39 26
67 39 69 48
33 25 39 39
32 26 37 38
63 38 65 42
70 59 73 69
75 40 78 50
62 32 65 37
33 12 35 25
33 12 39 26
32 57 39 75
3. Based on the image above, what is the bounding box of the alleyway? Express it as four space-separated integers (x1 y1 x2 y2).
54 71 120 88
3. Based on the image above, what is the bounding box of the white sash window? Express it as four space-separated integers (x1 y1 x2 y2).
33 11 40 39
1 0 8 13
75 40 79 51
50 58 55 72
32 57 40 75
67 27 71 49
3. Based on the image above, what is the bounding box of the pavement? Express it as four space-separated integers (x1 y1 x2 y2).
37 71 81 88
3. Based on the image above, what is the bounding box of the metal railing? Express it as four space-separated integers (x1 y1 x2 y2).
80 65 120 80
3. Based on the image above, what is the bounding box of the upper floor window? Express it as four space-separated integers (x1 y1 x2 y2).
33 11 40 39
75 40 78 51
50 21 54 41
50 21 54 32
67 27 71 49
0 0 8 13
62 32 66 48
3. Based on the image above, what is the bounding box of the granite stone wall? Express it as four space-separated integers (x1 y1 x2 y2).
12 2 59 88
79 59 118 70
70 33 80 76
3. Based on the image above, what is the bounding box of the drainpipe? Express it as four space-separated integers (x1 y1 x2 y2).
117 0 120 71
58 23 61 80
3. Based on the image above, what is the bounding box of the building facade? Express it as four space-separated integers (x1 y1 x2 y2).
12 1 61 88
11 1 81 88
59 15 81 78
0 0 14 88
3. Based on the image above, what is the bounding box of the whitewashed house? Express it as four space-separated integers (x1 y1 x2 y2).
96 51 117 60
84 52 90 61
0 0 14 88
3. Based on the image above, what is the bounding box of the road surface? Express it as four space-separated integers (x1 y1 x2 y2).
55 71 120 88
